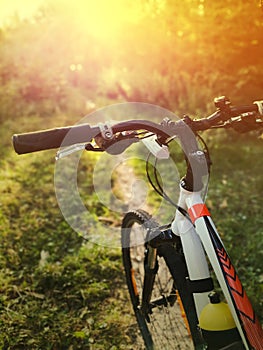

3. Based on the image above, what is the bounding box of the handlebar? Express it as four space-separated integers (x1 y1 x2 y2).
13 124 100 155
12 120 169 155
12 97 263 155
191 103 259 131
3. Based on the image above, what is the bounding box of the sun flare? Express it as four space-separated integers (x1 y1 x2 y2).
0 0 142 40
0 0 44 25
53 0 141 39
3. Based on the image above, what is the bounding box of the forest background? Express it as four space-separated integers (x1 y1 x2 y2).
0 0 262 348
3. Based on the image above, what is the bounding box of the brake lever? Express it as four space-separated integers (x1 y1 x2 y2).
230 114 263 133
55 135 140 159
55 143 87 160
103 136 140 155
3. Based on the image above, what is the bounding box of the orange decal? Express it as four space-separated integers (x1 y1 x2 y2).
240 314 263 350
217 248 254 320
232 289 255 321
216 247 263 349
188 204 211 223
131 268 139 297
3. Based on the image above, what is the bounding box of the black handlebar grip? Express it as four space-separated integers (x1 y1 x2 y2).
12 124 100 154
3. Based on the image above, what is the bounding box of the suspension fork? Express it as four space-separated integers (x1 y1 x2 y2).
140 236 179 316
141 226 181 315
141 246 158 318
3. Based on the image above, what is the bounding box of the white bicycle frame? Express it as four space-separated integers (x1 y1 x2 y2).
171 186 262 350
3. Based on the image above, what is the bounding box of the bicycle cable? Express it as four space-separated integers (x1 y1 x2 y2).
196 133 211 200
144 132 211 218
145 151 190 218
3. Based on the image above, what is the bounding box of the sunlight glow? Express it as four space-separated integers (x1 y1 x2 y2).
53 0 142 39
0 0 142 41
70 63 83 71
0 0 44 25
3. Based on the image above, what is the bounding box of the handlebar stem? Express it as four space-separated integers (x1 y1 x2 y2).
162 118 209 192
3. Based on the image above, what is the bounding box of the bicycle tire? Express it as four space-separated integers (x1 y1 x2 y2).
121 210 196 350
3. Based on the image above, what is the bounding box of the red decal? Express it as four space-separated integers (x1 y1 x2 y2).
217 248 227 261
217 247 263 349
240 314 263 350
217 248 254 320
188 204 211 223
232 288 255 321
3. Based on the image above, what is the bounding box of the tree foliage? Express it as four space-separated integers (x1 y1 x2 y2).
0 0 262 122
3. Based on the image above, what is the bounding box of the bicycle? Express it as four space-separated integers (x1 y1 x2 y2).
13 96 263 350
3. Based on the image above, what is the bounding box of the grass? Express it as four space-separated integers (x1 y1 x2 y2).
0 242 134 349
0 116 262 349
0 116 136 349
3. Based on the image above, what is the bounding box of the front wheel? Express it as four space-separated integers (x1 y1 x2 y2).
121 210 197 350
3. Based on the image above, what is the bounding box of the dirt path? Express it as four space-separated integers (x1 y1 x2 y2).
113 161 150 213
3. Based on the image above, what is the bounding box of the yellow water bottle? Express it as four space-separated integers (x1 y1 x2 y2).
199 292 243 349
